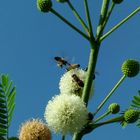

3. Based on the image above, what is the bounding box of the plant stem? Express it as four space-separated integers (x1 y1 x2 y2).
100 6 140 41
50 8 90 41
84 0 95 39
94 111 110 123
62 135 65 140
98 2 115 42
94 75 126 116
72 133 83 140
93 116 124 129
67 0 89 34
82 43 99 106
96 0 110 40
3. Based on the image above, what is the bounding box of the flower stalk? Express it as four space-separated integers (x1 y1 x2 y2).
50 8 90 40
100 6 140 41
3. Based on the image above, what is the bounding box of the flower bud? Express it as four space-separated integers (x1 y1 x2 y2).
108 103 120 114
112 0 123 4
121 59 139 77
37 0 52 12
124 109 139 123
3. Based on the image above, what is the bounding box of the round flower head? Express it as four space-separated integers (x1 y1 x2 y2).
19 119 51 140
112 0 123 4
44 94 88 134
59 69 94 97
124 109 140 123
108 103 120 114
121 59 139 77
37 0 52 12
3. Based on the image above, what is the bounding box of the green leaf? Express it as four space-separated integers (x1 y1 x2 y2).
8 104 15 126
5 81 13 97
0 103 6 108
0 92 5 98
0 98 6 104
0 108 7 114
0 136 6 140
0 118 7 124
133 96 140 102
0 128 7 134
0 123 7 129
1 75 9 87
0 112 7 119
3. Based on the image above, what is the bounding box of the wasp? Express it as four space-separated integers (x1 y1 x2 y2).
54 56 80 71
54 56 68 68
72 74 84 87
66 64 80 71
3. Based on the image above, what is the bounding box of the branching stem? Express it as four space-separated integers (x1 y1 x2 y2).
100 7 140 41
67 0 89 34
50 8 90 41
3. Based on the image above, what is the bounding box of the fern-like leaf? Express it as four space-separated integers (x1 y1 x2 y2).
131 90 140 128
0 74 16 139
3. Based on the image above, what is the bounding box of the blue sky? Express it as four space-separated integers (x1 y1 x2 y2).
0 0 140 139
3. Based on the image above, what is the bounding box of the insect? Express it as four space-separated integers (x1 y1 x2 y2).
84 67 99 80
72 74 84 87
54 56 68 68
54 56 80 71
88 112 94 120
66 64 80 71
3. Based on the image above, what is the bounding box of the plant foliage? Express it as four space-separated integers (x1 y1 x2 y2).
0 74 16 139
131 90 140 127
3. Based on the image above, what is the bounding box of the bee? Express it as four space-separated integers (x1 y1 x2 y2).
88 112 94 120
66 64 80 71
72 74 84 87
54 56 68 68
54 56 80 71
84 67 98 80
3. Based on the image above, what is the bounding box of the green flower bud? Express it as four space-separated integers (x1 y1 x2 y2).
112 0 123 4
57 0 68 3
124 109 139 123
37 0 52 12
121 59 140 77
108 103 120 114
8 137 19 140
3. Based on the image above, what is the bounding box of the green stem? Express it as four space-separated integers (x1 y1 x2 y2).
96 0 110 40
100 7 140 41
98 2 115 42
72 133 83 140
94 111 111 123
62 135 65 140
82 43 99 106
93 116 124 129
67 0 89 34
50 8 90 41
84 0 95 39
94 75 126 116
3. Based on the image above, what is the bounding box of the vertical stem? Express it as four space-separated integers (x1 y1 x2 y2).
96 0 110 40
82 43 99 106
72 133 83 140
84 0 95 39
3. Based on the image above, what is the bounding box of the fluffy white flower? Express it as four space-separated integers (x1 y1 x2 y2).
44 94 88 134
59 69 87 96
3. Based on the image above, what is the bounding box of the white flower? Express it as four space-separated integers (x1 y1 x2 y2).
59 69 86 96
44 94 88 134
59 69 94 98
